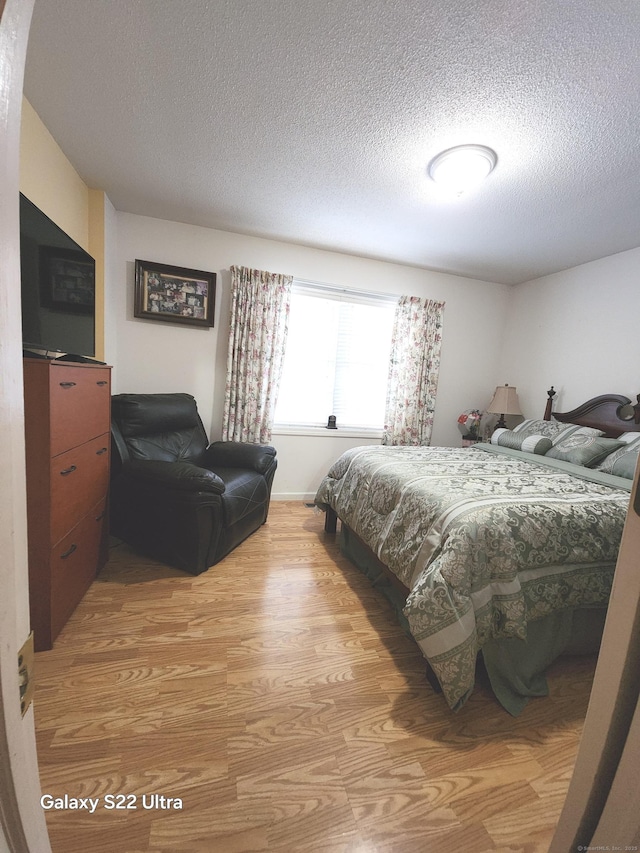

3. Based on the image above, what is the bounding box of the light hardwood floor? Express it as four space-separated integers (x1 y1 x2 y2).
33 501 595 852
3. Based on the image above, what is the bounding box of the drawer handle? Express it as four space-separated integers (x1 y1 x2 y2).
59 381 77 388
96 380 108 386
96 447 108 455
60 465 77 476
61 544 77 559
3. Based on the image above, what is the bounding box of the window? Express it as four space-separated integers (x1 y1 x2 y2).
274 281 396 431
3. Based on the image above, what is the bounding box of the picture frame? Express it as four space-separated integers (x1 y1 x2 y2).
40 247 95 314
134 259 216 328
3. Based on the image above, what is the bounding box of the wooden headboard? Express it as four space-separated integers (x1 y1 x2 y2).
544 386 640 437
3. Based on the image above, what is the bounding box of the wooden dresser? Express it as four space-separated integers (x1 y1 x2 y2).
23 358 111 651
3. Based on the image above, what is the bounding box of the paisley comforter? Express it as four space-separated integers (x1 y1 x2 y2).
315 443 631 710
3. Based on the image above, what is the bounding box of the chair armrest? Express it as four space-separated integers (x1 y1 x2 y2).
123 460 226 494
201 441 277 475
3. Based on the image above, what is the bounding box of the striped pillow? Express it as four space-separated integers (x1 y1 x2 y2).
512 419 604 444
491 428 552 455
550 424 606 446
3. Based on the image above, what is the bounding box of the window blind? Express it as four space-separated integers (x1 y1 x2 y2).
274 281 396 430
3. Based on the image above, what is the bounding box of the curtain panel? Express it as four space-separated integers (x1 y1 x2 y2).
222 265 292 443
382 296 445 446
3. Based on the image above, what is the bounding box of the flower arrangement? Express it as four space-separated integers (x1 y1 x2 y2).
457 409 483 439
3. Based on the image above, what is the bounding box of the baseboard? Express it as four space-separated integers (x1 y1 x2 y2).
271 492 317 503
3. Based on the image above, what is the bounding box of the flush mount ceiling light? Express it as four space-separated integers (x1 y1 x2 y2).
428 144 497 196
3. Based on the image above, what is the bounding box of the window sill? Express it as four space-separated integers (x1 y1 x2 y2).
272 426 383 440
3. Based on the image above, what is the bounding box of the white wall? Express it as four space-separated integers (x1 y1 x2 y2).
112 212 511 498
501 247 640 417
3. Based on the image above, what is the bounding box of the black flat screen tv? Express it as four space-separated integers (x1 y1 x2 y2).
20 193 96 360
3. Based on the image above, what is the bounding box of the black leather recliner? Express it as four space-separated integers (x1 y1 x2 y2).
110 393 277 574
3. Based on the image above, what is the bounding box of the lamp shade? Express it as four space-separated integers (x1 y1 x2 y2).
487 385 522 429
487 384 522 417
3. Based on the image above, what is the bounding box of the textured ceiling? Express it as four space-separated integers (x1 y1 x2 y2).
22 0 640 285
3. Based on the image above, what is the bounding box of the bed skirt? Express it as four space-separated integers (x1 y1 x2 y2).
339 524 606 715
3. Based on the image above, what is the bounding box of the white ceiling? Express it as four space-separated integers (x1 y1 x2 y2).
22 0 640 285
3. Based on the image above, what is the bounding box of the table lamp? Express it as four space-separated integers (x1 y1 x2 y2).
487 384 522 430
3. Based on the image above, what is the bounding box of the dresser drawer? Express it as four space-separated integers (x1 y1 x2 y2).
50 433 110 546
49 365 111 455
24 358 112 652
49 499 106 644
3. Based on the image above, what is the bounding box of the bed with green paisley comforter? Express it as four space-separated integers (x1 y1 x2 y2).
315 443 632 713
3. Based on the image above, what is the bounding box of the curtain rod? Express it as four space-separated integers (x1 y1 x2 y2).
293 277 399 303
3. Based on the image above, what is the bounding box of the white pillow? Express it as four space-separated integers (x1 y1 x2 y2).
617 431 640 444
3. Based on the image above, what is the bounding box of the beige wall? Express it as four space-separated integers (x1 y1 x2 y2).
20 97 89 249
19 97 106 360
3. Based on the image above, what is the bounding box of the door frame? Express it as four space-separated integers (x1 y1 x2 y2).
0 0 52 850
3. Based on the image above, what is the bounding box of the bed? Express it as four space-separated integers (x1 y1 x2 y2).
315 390 640 714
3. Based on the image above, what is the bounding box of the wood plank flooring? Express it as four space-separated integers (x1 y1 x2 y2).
33 502 596 852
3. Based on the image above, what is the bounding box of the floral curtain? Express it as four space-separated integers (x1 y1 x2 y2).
382 296 445 446
222 265 292 444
